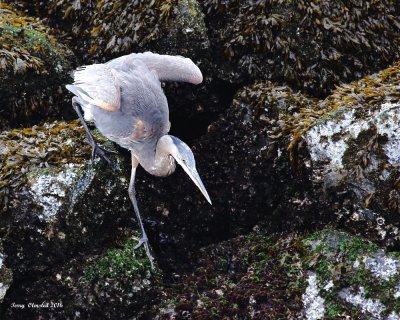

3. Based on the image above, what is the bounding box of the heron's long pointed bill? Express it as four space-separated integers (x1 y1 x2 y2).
180 163 212 205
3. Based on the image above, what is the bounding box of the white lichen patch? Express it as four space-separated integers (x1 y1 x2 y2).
305 102 400 172
388 311 400 320
364 251 399 281
0 282 10 301
0 252 11 303
323 280 334 291
302 272 325 320
306 109 369 170
339 287 386 319
394 283 400 299
29 164 82 221
375 103 400 165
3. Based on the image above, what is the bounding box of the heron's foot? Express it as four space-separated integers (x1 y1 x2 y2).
90 143 117 165
134 236 155 270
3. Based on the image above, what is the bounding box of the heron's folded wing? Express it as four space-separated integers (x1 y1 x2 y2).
107 52 203 85
66 64 121 112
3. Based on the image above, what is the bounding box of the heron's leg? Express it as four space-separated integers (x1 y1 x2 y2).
72 97 116 164
129 154 155 270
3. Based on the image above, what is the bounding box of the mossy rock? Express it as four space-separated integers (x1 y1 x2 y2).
0 120 143 285
2 234 158 319
149 228 400 319
7 0 210 63
267 62 400 248
200 0 400 97
0 4 75 130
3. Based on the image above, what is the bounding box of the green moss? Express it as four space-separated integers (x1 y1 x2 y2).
84 239 152 282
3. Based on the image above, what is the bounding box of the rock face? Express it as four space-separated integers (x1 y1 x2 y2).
0 121 132 276
8 0 209 63
0 121 159 319
0 4 75 130
200 0 400 96
149 228 400 319
0 243 12 310
272 63 400 248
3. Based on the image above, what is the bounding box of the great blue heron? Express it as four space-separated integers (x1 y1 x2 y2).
66 52 211 269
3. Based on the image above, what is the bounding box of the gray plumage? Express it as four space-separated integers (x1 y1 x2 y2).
66 52 210 269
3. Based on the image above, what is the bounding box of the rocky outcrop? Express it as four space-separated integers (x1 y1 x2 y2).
272 63 400 248
7 0 209 63
0 121 161 318
200 0 400 96
2 235 156 319
150 228 400 319
0 4 75 130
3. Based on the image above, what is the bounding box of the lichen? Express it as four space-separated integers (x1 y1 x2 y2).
0 244 12 303
28 165 82 221
303 228 400 319
302 272 325 320
339 287 387 319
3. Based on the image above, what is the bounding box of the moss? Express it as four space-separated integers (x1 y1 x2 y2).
84 238 152 282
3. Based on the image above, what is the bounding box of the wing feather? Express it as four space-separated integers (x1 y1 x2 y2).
107 52 203 85
67 64 121 112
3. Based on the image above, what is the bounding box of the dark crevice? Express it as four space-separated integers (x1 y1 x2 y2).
167 79 241 144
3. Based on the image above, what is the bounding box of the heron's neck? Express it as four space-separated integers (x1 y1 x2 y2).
142 135 176 177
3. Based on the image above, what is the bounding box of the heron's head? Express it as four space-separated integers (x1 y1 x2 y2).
164 135 212 204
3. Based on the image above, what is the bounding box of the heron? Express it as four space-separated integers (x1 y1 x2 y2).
66 52 212 269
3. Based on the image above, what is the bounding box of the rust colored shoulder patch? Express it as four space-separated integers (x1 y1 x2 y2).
93 98 119 112
130 119 146 141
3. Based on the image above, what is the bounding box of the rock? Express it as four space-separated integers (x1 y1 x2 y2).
0 121 136 276
149 228 400 319
7 0 209 64
0 4 75 130
143 63 400 264
2 235 157 319
272 62 400 248
302 228 400 319
0 121 155 298
200 0 400 96
0 242 12 309
0 120 163 318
